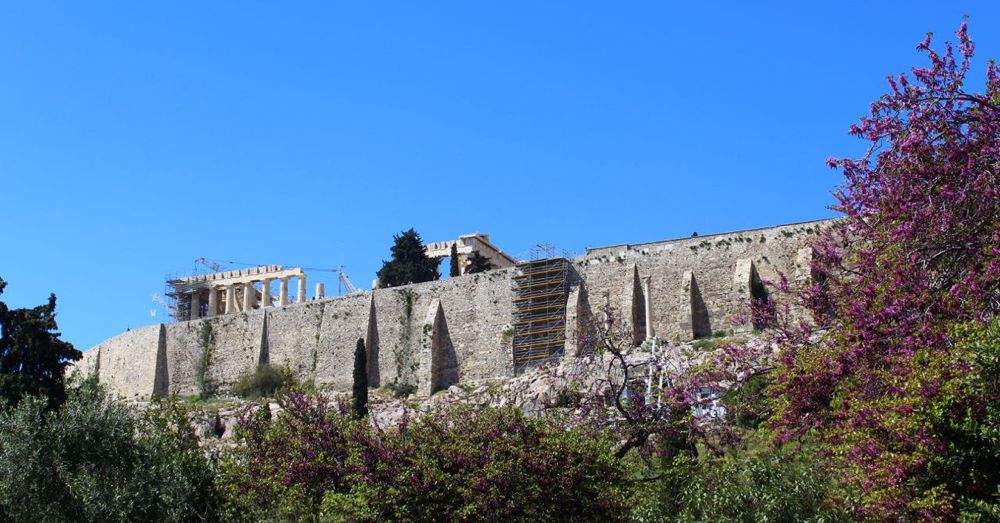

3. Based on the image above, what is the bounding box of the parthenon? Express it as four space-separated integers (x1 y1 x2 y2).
166 265 324 321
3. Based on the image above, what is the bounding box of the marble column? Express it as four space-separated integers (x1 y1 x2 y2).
297 275 307 303
208 287 218 317
190 292 201 320
260 278 272 308
225 284 236 314
243 282 255 310
279 278 289 306
643 275 655 339
315 282 325 300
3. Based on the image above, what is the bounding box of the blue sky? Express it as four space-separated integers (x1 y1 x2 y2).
2 2 998 350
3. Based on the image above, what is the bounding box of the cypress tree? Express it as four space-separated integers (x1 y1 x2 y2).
352 338 368 418
449 243 461 277
376 229 441 287
464 251 495 274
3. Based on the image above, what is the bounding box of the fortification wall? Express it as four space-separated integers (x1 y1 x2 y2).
90 325 165 400
574 220 829 342
70 219 834 401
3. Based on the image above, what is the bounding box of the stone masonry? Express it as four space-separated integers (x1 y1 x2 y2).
71 219 833 401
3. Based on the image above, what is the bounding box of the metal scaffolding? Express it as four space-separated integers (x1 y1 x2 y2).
512 258 568 371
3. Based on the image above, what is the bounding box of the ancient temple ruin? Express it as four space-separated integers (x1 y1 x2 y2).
424 233 517 274
166 265 323 321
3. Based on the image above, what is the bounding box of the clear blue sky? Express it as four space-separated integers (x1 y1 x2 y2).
2 2 998 350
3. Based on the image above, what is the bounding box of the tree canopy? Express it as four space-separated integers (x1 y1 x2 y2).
449 244 460 277
0 278 81 410
375 229 440 288
463 251 494 274
764 22 1000 520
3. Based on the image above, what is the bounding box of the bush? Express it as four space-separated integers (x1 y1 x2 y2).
232 364 295 399
325 406 632 522
219 392 633 522
218 392 355 522
675 449 847 523
382 381 416 399
0 378 220 522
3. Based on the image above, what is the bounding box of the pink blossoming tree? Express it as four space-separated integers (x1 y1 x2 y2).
768 21 1000 520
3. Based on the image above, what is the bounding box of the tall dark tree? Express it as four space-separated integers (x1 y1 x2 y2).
449 244 461 277
351 338 368 418
0 278 81 410
376 229 440 288
464 251 494 274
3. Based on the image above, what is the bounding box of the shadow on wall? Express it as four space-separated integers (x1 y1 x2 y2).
152 324 169 398
430 303 458 394
630 265 646 345
366 295 380 388
691 276 712 339
574 285 596 357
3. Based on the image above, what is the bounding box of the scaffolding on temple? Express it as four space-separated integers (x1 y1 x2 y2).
511 257 568 372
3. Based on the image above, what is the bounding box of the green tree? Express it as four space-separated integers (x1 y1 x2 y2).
0 278 81 410
352 338 368 418
375 229 440 288
449 243 460 277
0 378 220 522
464 251 494 274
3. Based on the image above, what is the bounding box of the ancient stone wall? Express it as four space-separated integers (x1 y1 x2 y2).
70 219 833 401
87 325 164 400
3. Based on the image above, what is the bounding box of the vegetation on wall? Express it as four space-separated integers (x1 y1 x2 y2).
196 321 216 398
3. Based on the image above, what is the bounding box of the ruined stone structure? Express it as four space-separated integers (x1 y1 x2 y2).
167 265 318 321
424 233 517 275
73 219 832 401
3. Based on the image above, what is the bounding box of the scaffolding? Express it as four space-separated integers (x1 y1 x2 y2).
512 258 568 372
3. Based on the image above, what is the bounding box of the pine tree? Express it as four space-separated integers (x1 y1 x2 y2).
464 251 494 274
376 229 441 288
352 338 368 418
449 243 461 277
0 278 82 410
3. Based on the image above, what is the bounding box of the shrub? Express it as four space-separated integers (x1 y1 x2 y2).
218 392 355 522
326 406 632 522
219 392 633 522
675 449 848 523
232 364 295 399
382 381 416 399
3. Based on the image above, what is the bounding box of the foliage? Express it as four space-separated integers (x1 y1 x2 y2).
376 229 440 288
326 405 632 522
220 392 633 522
449 243 460 277
675 448 848 523
196 321 216 398
219 392 354 522
382 381 416 399
763 22 1000 519
0 278 81 410
464 251 494 274
0 378 220 522
352 338 368 418
232 363 296 399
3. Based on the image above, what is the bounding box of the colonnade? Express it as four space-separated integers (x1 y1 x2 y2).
176 266 329 320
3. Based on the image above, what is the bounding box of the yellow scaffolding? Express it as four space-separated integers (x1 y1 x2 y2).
512 257 568 371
